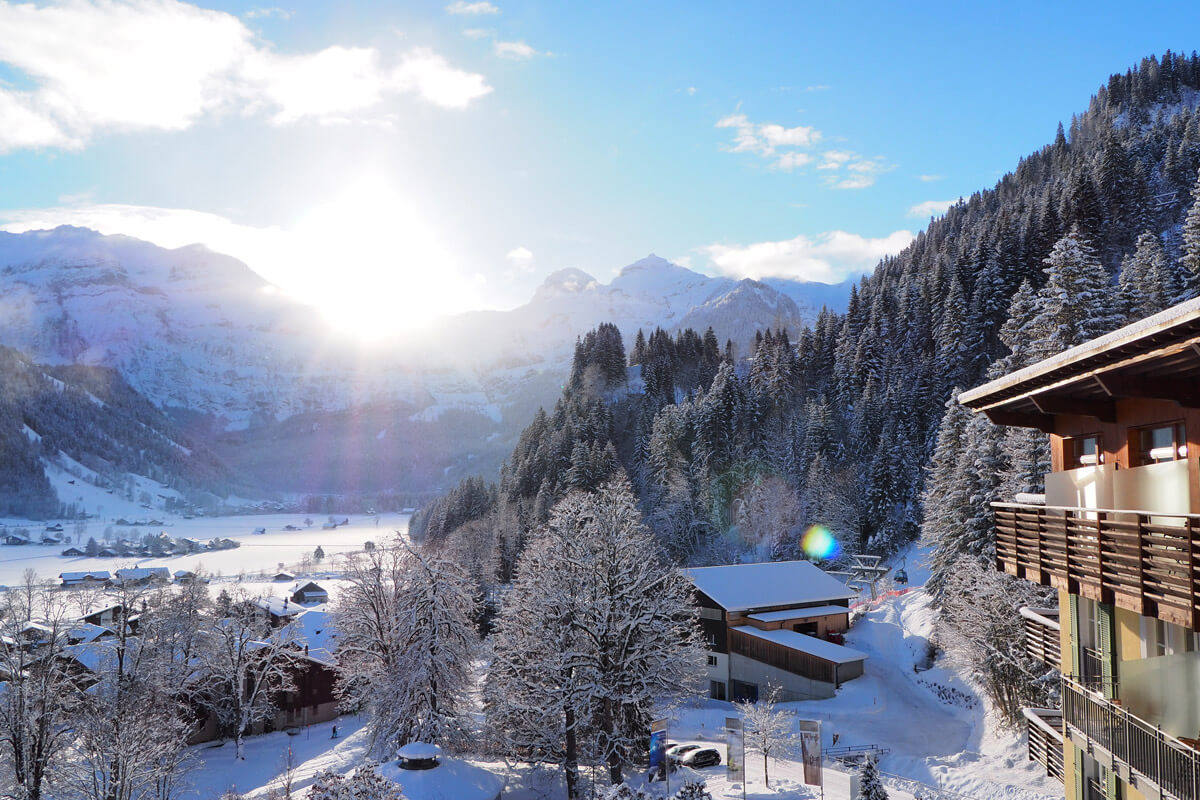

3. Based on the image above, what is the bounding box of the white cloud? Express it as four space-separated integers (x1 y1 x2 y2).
0 0 491 152
907 199 958 218
463 28 491 39
816 150 893 189
699 229 915 284
774 152 813 171
716 114 821 157
505 246 535 272
446 1 500 14
493 40 539 60
685 86 697 96
805 84 831 92
918 174 943 182
244 7 292 20
716 112 829 171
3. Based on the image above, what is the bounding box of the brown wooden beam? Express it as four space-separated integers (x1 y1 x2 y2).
1094 372 1200 409
1030 394 1117 422
983 408 1056 433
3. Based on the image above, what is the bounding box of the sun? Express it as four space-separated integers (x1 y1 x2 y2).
283 177 473 341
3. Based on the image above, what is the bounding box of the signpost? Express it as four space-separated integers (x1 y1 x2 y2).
649 718 669 792
725 716 746 799
799 719 823 798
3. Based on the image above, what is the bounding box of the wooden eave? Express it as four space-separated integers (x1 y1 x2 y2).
958 300 1200 428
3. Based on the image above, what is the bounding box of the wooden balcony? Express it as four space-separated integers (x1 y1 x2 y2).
1062 676 1200 800
1019 606 1061 669
1023 707 1065 782
993 503 1200 631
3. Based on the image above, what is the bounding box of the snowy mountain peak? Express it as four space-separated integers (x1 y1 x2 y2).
533 267 598 301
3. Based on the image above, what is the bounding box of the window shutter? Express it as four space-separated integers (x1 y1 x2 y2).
1097 602 1117 700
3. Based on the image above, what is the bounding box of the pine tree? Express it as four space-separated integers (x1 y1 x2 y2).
1119 231 1179 319
1179 167 1200 295
858 756 889 800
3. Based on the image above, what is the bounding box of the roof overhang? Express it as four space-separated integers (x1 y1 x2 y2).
958 298 1200 429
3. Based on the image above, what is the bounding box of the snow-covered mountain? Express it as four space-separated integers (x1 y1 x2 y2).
439 254 838 368
0 229 849 491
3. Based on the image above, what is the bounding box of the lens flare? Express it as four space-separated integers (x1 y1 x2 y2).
801 525 839 560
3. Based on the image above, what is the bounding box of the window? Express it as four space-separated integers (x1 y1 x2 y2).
1065 435 1102 469
706 654 718 667
1134 423 1187 466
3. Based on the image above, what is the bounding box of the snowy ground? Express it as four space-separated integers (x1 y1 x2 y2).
0 510 409 586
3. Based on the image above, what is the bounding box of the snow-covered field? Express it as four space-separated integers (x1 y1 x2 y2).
0 510 408 586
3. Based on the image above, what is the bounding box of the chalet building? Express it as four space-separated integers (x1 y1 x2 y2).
960 297 1200 800
59 571 111 588
113 567 170 586
60 546 86 557
684 560 866 702
290 581 329 605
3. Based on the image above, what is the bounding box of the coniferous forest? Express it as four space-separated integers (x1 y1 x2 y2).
415 52 1200 719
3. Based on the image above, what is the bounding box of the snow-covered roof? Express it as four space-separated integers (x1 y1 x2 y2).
67 623 112 644
731 625 867 664
59 570 111 581
113 567 169 583
255 596 304 617
746 605 851 623
684 560 856 612
397 742 443 760
291 606 335 662
379 755 503 800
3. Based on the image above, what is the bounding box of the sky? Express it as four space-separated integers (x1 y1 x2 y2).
1 0 1199 335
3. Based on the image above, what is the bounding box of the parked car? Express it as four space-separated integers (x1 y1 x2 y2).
666 744 702 762
677 748 721 769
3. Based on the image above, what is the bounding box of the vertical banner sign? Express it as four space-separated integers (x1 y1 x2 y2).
799 719 822 787
725 716 745 784
649 718 668 784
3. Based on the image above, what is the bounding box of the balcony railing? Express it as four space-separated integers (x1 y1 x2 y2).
993 502 1200 630
1062 676 1200 800
1019 606 1061 669
1023 707 1065 782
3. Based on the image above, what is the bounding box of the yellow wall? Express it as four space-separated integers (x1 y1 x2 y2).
1115 606 1144 666
1062 740 1076 800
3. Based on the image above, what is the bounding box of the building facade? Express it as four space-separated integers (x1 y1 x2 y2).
685 560 866 702
960 298 1200 800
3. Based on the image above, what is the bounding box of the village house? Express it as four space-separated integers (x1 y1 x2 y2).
58 570 111 588
684 559 866 702
290 581 329 605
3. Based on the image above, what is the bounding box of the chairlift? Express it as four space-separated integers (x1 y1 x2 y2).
894 558 909 586
1153 191 1179 210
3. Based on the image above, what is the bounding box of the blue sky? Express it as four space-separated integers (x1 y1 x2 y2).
1 0 1199 332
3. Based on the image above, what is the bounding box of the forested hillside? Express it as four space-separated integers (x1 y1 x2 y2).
0 346 239 518
418 52 1200 591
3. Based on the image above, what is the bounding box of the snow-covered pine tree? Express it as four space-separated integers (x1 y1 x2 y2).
1119 231 1180 320
921 397 973 603
1180 168 1200 292
858 756 889 800
1034 226 1125 355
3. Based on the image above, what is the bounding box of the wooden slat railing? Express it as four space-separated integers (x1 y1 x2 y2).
993 503 1200 630
1019 607 1061 669
1023 707 1064 782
